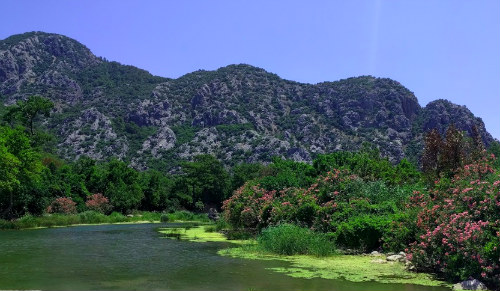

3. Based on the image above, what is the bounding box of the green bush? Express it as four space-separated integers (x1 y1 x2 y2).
204 225 216 233
78 211 107 224
170 210 194 221
381 212 419 252
0 219 17 229
129 211 161 222
108 212 127 223
160 213 170 222
258 224 334 256
215 217 230 231
332 215 393 252
15 214 39 228
164 210 209 222
226 229 254 240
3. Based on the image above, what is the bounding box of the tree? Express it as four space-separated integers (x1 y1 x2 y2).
469 125 485 162
0 126 42 218
258 157 316 190
139 170 173 211
422 128 443 181
0 136 21 217
102 159 144 213
394 158 420 184
422 124 485 183
441 124 465 175
230 163 265 192
4 95 54 136
180 155 230 209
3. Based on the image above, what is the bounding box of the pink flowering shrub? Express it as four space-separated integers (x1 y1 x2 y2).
223 170 374 231
407 155 500 286
47 197 77 214
85 193 113 214
223 172 332 229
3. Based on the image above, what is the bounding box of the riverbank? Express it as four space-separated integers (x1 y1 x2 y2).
220 247 449 287
159 224 250 244
0 210 209 230
159 225 451 288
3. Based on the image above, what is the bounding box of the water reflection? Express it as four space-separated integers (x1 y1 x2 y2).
0 223 451 291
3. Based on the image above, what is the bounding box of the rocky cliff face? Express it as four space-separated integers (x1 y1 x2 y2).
0 32 101 105
0 32 494 170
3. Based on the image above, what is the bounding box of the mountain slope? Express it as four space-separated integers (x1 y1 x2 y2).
0 32 493 170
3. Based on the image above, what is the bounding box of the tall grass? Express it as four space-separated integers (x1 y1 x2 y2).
165 210 209 222
0 210 210 230
257 224 335 256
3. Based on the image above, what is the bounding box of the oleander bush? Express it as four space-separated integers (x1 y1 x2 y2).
47 197 77 214
85 193 113 214
406 155 500 287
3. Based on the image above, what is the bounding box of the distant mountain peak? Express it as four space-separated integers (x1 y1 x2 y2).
0 31 493 170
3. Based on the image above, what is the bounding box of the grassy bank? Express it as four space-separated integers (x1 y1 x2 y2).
219 246 449 287
159 223 450 288
0 210 209 230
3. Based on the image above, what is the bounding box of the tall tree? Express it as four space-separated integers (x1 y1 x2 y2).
3 95 54 136
102 159 144 213
441 124 465 174
0 126 42 218
180 155 230 209
469 124 485 162
422 128 443 181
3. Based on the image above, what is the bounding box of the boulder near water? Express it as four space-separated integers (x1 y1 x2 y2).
452 279 488 290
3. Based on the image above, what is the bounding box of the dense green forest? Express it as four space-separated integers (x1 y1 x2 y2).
1 96 500 289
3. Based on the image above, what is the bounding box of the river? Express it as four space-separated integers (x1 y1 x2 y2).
0 223 451 291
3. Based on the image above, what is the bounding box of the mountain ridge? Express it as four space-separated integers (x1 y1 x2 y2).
0 31 493 171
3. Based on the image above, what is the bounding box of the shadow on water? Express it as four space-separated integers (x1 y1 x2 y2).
0 223 452 291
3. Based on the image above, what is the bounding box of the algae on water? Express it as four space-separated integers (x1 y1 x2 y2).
158 225 250 244
159 225 451 288
219 247 451 288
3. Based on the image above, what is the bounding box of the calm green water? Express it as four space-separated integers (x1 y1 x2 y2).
0 223 450 291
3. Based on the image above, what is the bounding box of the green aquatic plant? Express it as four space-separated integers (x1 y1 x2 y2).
257 224 334 256
158 225 250 244
219 247 450 287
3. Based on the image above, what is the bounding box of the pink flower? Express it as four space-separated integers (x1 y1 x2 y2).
461 187 474 194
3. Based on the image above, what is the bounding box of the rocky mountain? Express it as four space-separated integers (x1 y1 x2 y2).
0 32 494 171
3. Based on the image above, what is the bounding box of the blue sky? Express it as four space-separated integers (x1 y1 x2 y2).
1 0 499 139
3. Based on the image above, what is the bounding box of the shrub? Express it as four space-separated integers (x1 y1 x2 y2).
171 210 195 221
78 211 107 224
0 219 17 229
407 156 500 287
204 225 216 232
85 193 113 214
129 211 161 222
108 211 127 223
226 229 254 240
381 211 419 252
258 224 335 256
164 210 209 222
215 217 230 231
160 213 170 222
194 201 205 212
46 197 77 214
15 214 39 228
333 215 393 252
